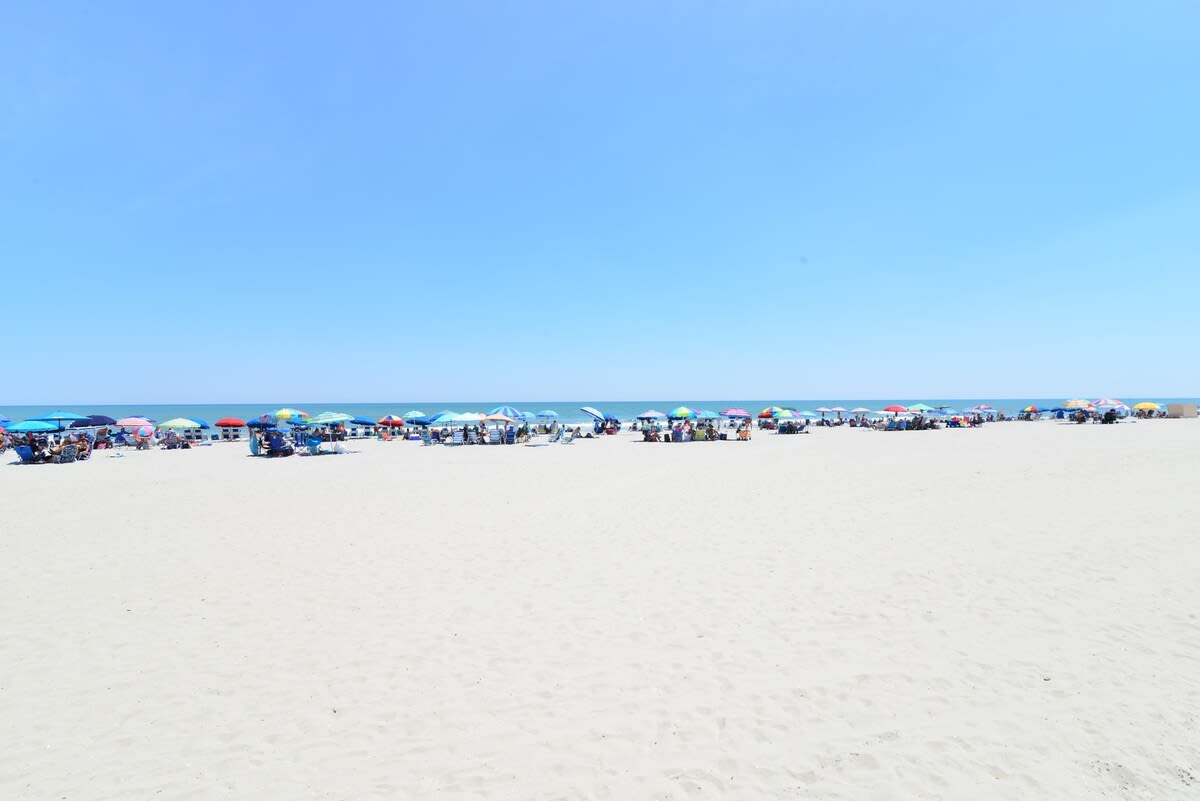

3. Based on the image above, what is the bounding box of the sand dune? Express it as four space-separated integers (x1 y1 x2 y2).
3 421 1198 799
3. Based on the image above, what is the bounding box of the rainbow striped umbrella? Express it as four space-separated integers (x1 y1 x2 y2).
272 407 309 423
1062 399 1094 410
669 406 696 419
1021 405 1040 413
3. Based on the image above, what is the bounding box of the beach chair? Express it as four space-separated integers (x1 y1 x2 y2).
14 445 41 464
421 429 433 446
450 429 465 446
467 429 480 445
267 433 294 457
488 428 502 444
559 432 575 445
505 428 516 445
546 429 561 443
55 444 78 464
736 428 750 441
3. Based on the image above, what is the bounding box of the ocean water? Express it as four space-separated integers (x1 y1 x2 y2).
2 398 1193 427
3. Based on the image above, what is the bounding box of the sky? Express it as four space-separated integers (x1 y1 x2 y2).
3 1 1197 403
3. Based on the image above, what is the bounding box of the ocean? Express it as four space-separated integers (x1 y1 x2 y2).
2 398 1192 426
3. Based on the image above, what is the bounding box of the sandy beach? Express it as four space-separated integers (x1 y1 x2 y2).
3 420 1198 800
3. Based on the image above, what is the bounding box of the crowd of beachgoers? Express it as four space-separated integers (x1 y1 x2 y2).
1 399 1183 464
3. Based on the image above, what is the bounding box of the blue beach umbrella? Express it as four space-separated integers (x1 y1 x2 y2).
488 406 524 419
536 409 559 419
32 410 89 425
11 420 60 433
349 416 376 427
71 414 119 428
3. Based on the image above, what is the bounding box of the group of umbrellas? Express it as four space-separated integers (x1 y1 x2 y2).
217 406 565 431
1020 399 1162 415
0 410 167 438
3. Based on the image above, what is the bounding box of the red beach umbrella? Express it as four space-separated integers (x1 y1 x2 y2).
882 405 908 414
215 417 246 427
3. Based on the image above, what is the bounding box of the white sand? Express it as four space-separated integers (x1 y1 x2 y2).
3 421 1198 799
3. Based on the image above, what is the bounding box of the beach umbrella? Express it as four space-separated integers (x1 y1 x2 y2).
135 425 154 438
536 409 559 419
11 419 60 433
216 417 246 427
907 403 935 412
428 411 457 424
457 412 484 422
159 417 201 429
349 416 376 427
771 408 796 419
637 410 666 420
850 407 871 414
245 418 275 429
720 408 750 418
1020 406 1040 413
580 406 607 421
668 406 696 419
70 414 119 428
309 411 353 425
1132 402 1159 411
487 406 523 419
1062 399 1093 410
1092 398 1128 410
403 410 427 420
758 406 786 418
32 410 89 425
696 409 720 419
483 413 515 423
377 414 406 426
116 416 152 428
882 405 908 414
272 407 310 423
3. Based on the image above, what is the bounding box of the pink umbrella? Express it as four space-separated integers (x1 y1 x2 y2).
117 416 152 427
720 408 751 418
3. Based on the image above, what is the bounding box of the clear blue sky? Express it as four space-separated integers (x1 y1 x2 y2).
4 1 1197 403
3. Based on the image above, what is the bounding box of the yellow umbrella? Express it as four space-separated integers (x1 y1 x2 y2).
1133 401 1159 411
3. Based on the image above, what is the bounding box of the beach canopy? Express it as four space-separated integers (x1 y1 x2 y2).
1132 401 1159 411
720 408 751 418
668 406 696 419
159 417 201 429
11 419 60 432
637 409 666 419
216 417 246 427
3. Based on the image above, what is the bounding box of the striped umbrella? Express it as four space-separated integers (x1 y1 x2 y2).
1062 399 1094 410
272 407 310 423
377 415 406 426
